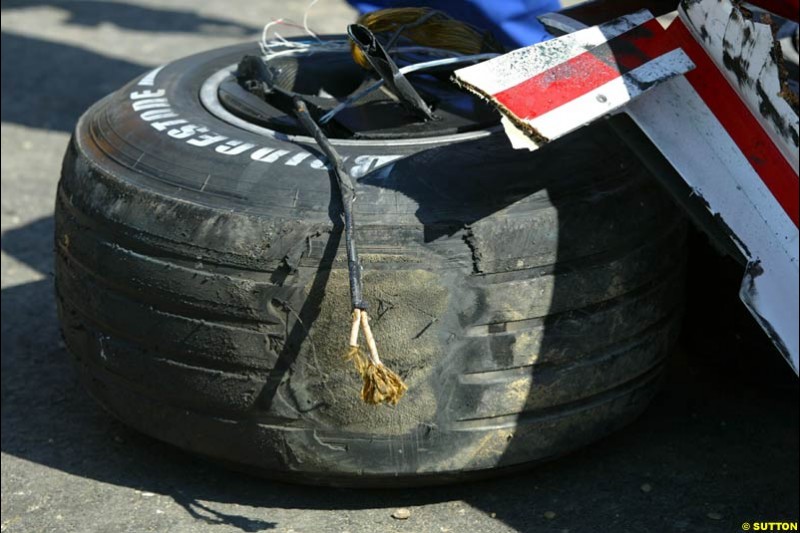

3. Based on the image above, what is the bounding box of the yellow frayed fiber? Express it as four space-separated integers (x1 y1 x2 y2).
344 344 367 375
344 345 407 405
351 7 500 69
360 361 408 405
343 309 408 405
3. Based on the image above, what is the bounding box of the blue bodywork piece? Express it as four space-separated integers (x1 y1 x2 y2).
346 0 559 48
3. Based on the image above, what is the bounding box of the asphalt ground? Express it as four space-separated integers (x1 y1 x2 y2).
1 1 798 532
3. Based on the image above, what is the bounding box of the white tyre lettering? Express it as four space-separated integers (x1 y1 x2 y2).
350 155 404 178
250 147 274 160
251 148 292 162
216 140 256 155
263 149 290 162
132 98 170 111
140 109 178 121
151 118 187 131
138 66 164 87
187 133 228 147
130 89 166 100
131 106 402 174
284 152 311 166
168 124 208 139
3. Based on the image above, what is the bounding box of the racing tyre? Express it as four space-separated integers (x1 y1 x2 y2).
55 43 686 486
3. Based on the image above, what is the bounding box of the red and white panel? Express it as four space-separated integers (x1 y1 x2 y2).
534 3 800 372
454 11 695 146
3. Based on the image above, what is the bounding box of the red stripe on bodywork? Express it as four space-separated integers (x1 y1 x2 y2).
667 18 799 226
492 18 675 120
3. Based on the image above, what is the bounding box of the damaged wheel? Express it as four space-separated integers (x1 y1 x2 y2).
55 42 686 486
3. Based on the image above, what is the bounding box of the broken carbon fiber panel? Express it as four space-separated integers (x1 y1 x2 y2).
453 10 695 149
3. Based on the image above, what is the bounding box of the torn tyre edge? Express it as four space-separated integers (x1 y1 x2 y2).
461 225 485 275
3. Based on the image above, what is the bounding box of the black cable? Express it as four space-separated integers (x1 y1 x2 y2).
347 23 435 121
293 97 366 311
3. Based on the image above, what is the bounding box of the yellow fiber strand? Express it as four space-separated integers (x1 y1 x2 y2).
351 7 500 69
344 310 367 374
359 311 407 405
360 360 408 405
343 308 408 405
345 345 368 375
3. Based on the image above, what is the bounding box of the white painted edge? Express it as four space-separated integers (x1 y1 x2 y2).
454 10 654 96
628 77 799 373
501 116 540 150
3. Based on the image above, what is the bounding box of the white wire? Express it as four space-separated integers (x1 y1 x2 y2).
302 0 323 43
257 11 499 125
259 2 349 63
318 53 499 124
259 33 469 63
400 53 498 73
259 19 282 57
259 6 477 63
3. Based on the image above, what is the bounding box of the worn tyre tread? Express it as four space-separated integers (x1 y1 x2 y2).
56 43 687 486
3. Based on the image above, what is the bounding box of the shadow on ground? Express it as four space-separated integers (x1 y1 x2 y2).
2 0 256 35
1 0 261 133
1 32 149 132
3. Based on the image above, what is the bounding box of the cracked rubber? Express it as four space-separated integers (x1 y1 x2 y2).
55 43 687 487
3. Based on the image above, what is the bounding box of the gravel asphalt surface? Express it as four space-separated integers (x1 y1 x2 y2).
1 1 798 532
